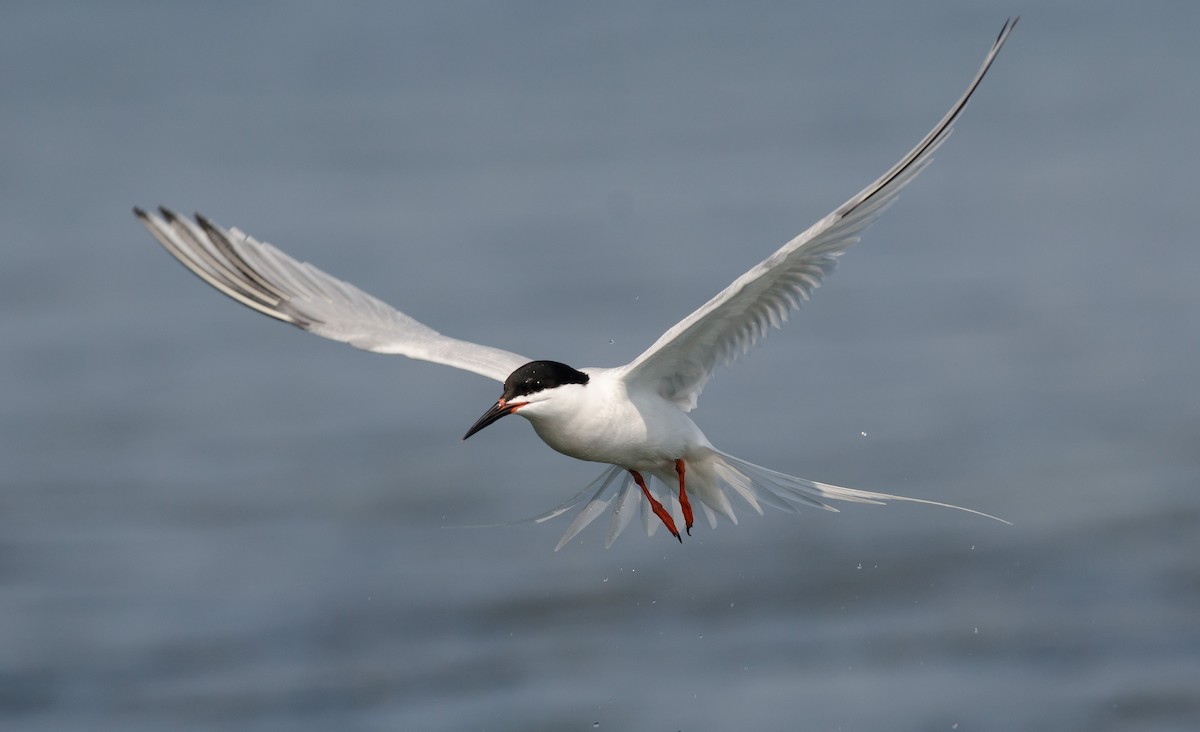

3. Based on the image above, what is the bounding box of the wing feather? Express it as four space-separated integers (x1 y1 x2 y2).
622 19 1017 410
135 207 530 382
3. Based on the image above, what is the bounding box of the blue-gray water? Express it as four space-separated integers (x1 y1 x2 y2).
3 2 1198 730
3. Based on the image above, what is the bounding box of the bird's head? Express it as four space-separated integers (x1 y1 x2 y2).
462 360 590 440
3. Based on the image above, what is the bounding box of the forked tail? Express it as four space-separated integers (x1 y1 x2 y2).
708 449 1010 524
529 450 1007 550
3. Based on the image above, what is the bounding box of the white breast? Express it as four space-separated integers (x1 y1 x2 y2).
520 368 709 470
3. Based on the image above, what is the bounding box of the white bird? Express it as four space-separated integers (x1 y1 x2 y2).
136 19 1016 549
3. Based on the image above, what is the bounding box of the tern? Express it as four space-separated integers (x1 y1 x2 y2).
136 19 1015 549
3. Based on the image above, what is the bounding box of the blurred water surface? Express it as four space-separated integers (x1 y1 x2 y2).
2 2 1198 730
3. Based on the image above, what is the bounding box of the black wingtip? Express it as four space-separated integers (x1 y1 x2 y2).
132 206 147 219
1000 16 1019 43
158 205 180 222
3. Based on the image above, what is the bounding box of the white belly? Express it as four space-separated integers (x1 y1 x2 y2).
522 371 708 470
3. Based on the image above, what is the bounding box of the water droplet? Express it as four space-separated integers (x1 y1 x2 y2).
593 723 600 729
860 431 868 437
856 563 863 570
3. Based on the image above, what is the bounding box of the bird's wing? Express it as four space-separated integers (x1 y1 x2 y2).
620 18 1016 411
135 207 530 383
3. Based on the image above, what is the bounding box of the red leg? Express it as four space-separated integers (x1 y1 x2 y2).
630 469 681 543
675 459 693 536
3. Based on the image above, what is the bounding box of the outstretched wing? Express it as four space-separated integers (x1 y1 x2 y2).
621 18 1017 410
136 207 530 382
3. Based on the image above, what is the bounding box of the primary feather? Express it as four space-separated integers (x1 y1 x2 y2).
135 206 529 383
622 18 1017 411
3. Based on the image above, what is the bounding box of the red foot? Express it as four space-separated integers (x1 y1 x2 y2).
630 469 681 543
675 459 693 536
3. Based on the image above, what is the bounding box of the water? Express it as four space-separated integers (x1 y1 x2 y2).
3 2 1198 730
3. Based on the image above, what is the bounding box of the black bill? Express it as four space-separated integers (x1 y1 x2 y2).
463 400 516 440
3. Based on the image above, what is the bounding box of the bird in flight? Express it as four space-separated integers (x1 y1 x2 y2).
137 19 1016 549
